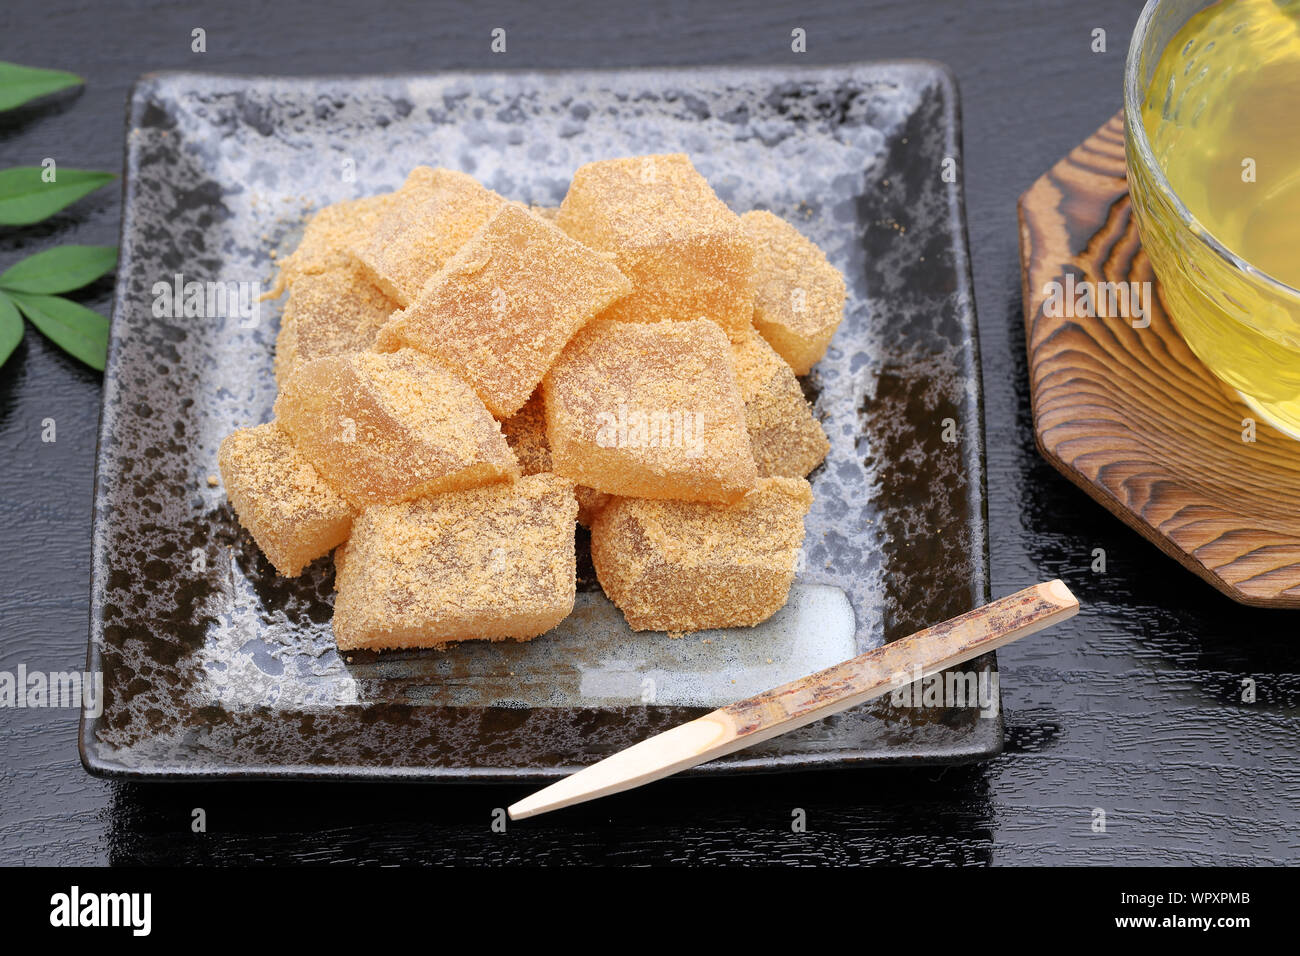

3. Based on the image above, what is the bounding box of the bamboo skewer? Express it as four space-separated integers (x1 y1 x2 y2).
508 580 1079 820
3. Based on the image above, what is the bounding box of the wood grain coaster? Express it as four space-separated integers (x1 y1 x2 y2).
1019 112 1300 608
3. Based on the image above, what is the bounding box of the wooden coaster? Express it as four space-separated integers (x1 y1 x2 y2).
1019 112 1300 607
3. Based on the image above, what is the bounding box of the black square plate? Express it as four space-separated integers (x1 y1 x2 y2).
82 63 991 780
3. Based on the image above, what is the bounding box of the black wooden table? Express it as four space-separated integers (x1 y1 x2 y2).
2 0 1295 866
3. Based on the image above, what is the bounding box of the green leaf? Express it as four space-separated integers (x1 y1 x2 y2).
0 294 23 368
10 292 107 370
0 167 115 226
0 245 117 294
0 61 82 112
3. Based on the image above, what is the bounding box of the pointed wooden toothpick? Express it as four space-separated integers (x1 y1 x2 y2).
508 580 1078 820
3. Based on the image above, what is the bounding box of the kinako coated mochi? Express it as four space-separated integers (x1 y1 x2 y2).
740 209 847 375
352 166 508 307
273 263 397 387
378 203 632 419
590 477 813 633
729 329 830 478
557 153 756 340
220 158 850 650
543 317 758 504
332 474 578 651
502 391 612 527
217 422 356 577
500 390 553 475
273 192 398 293
274 347 519 508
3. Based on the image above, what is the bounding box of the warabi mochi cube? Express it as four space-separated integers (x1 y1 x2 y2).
333 539 350 583
217 422 356 577
332 473 578 651
543 318 757 503
730 329 830 478
379 203 632 418
591 477 813 632
501 391 553 475
273 193 397 294
574 485 614 529
502 391 612 526
740 210 847 375
274 263 397 387
274 347 519 507
352 167 507 306
557 153 756 340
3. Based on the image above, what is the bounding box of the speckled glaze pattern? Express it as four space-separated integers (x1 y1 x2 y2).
82 64 990 779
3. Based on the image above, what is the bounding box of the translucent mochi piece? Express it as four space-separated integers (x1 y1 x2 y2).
332 473 578 651
557 153 756 340
501 391 553 475
274 264 397 387
379 203 632 418
590 477 813 632
217 422 356 577
740 210 847 375
274 193 397 293
503 391 611 526
352 167 507 306
543 318 758 503
731 330 829 478
575 486 614 529
274 348 519 507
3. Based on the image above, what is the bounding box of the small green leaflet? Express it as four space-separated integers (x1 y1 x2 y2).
0 61 83 112
9 291 108 371
0 63 114 371
0 245 117 294
0 295 22 367
0 167 115 226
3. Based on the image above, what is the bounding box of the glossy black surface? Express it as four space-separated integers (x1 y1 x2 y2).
2 0 1297 864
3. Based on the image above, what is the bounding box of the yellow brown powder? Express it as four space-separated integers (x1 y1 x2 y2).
740 209 846 375
557 153 756 340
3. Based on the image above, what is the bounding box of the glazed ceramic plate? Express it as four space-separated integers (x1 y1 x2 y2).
82 63 992 780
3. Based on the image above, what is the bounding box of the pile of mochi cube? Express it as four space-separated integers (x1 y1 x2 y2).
217 154 846 651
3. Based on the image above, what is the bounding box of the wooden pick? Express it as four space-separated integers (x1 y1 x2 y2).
508 580 1078 820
